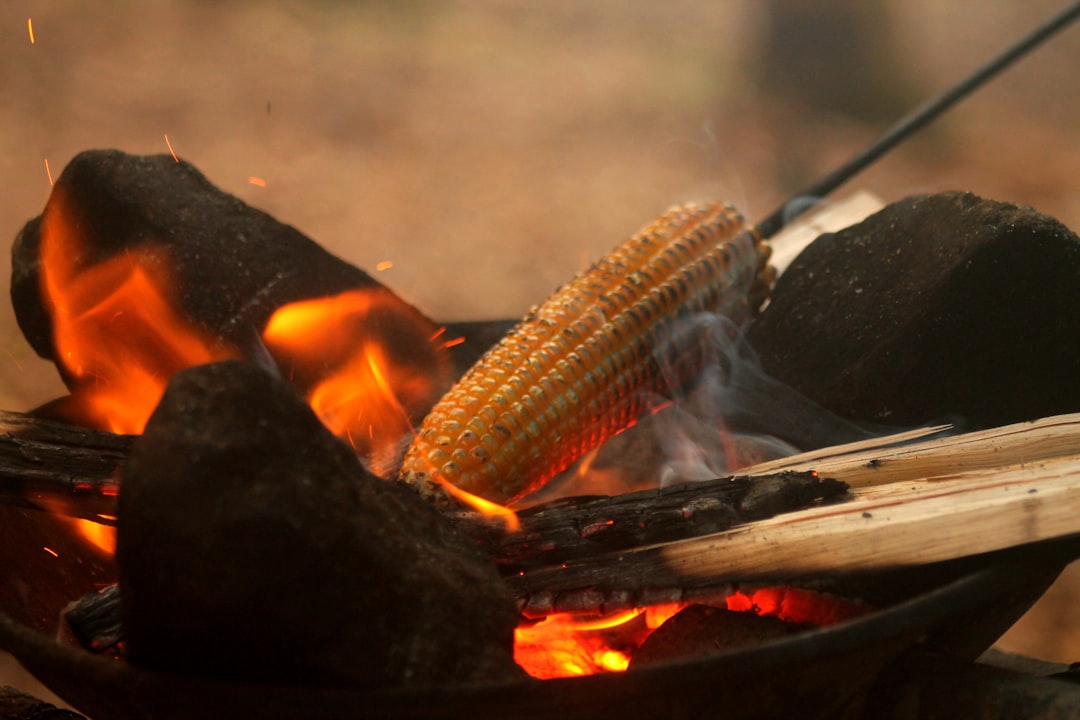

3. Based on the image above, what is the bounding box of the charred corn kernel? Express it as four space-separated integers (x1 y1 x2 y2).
400 202 773 505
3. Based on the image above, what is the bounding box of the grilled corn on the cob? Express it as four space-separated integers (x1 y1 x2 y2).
400 202 773 505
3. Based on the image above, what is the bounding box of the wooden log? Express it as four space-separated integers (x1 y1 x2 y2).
455 471 846 570
7 406 1080 618
510 420 1080 608
0 411 129 522
0 408 847 565
740 413 1080 488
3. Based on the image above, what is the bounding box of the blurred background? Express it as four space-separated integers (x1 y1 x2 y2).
2 0 1079 703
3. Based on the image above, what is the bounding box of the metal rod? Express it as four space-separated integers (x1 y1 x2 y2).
754 1 1080 240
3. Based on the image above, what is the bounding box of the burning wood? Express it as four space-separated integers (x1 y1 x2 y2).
2 6 1080 709
8 150 492 473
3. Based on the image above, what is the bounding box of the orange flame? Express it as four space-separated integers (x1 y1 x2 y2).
514 609 646 679
512 589 865 679
263 289 453 477
71 518 117 556
39 190 236 434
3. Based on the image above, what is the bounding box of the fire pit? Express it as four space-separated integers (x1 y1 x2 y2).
4 6 1080 716
0 553 1069 720
3 145 1080 719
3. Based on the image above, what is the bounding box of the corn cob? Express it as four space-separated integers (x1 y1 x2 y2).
399 202 773 506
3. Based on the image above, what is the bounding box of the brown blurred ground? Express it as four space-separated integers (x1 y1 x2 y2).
2 0 1079 703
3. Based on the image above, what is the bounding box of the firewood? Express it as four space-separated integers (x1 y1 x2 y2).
8 405 1080 621
0 410 129 522
740 413 1080 488
509 416 1080 609
0 407 848 560
456 470 846 570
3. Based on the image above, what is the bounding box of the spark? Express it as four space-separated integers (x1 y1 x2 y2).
440 336 465 349
27 18 35 44
44 158 53 186
375 260 394 272
163 133 178 162
43 547 58 558
248 176 267 188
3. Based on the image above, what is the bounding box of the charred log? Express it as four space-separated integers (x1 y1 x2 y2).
460 471 845 571
0 407 846 566
0 410 128 521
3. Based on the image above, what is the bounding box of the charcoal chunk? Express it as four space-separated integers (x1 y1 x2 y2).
629 605 809 668
747 192 1080 429
116 360 523 688
11 149 434 369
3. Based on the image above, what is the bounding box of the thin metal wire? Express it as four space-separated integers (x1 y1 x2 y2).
754 1 1080 240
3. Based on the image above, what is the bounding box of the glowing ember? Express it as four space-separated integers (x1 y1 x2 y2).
725 586 867 627
39 191 236 434
248 176 267 188
375 260 394 272
163 133 178 162
514 609 647 679
512 589 864 678
71 518 117 556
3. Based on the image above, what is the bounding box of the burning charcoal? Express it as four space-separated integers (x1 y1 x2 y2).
62 584 123 654
10 150 464 465
116 360 523 688
747 192 1080 430
628 605 811 668
12 149 420 363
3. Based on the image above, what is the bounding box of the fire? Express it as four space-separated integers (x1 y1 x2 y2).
512 589 865 679
163 134 179 162
39 190 236 434
71 518 117 556
38 189 517 525
724 586 868 627
514 609 647 678
262 289 453 478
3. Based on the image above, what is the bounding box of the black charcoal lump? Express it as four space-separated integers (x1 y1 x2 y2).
747 192 1080 430
11 149 431 368
116 360 523 688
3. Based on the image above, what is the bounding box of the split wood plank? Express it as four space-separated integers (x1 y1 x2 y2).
740 413 1080 488
512 414 1080 601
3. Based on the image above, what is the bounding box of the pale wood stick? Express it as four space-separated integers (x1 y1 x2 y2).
739 412 1080 489
513 456 1080 602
